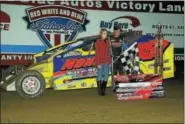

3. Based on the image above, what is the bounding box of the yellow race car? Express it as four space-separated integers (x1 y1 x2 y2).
0 32 174 99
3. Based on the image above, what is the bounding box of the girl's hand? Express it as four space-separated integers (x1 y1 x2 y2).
98 65 101 69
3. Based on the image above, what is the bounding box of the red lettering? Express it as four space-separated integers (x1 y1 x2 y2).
73 58 86 69
61 59 76 71
60 57 95 71
138 40 169 61
83 57 95 67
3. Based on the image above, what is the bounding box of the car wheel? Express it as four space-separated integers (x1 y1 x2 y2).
15 70 45 99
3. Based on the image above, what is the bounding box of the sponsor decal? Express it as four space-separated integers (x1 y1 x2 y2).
117 85 164 92
0 10 11 31
61 57 95 71
163 67 171 71
81 82 87 88
118 82 151 87
24 5 89 48
117 93 144 100
70 68 97 78
67 84 76 88
138 40 170 61
151 90 165 97
100 16 143 35
90 83 95 87
63 51 82 58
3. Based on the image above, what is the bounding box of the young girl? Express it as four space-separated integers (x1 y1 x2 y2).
95 28 111 96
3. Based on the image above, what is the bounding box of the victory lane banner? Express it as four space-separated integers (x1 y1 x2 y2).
1 1 184 14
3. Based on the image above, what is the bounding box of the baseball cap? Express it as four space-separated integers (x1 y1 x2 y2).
114 25 121 30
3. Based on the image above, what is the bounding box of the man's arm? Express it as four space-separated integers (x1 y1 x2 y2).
122 38 128 52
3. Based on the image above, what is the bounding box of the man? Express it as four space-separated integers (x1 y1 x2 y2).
110 25 128 75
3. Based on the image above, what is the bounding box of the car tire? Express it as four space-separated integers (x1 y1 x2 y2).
15 70 45 99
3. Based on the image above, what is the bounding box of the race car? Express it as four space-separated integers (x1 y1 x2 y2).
0 31 174 99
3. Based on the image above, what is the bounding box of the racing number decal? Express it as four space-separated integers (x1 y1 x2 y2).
137 40 170 61
61 57 96 71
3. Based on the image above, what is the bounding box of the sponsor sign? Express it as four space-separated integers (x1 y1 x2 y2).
100 16 142 35
0 10 11 31
24 5 89 48
175 55 184 61
0 54 33 65
1 1 184 14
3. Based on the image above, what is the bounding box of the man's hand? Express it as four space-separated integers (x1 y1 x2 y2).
98 65 101 69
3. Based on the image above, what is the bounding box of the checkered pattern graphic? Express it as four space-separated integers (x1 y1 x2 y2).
120 42 140 75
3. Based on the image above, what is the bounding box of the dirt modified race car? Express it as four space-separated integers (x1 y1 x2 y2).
0 31 174 99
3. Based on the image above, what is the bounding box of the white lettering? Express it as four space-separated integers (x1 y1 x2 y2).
80 1 85 7
175 56 184 61
7 55 12 60
120 2 127 9
148 4 155 12
20 0 29 2
47 1 55 4
37 0 45 4
1 55 6 60
27 55 33 60
29 10 41 18
135 3 142 10
17 55 22 60
95 1 102 8
167 5 174 12
60 0 69 6
159 2 184 12
107 1 115 8
86 1 94 7
116 1 120 9
71 1 78 6
174 5 182 12
12 55 17 60
129 1 134 9
30 12 34 18
41 9 59 15
159 2 166 11
142 3 148 10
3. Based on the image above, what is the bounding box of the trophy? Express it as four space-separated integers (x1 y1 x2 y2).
154 23 164 75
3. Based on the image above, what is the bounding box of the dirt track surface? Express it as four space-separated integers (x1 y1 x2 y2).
1 78 184 123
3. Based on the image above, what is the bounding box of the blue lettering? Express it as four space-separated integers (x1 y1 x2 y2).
100 21 112 29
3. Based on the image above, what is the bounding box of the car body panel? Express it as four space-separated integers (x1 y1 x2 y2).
28 33 174 90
